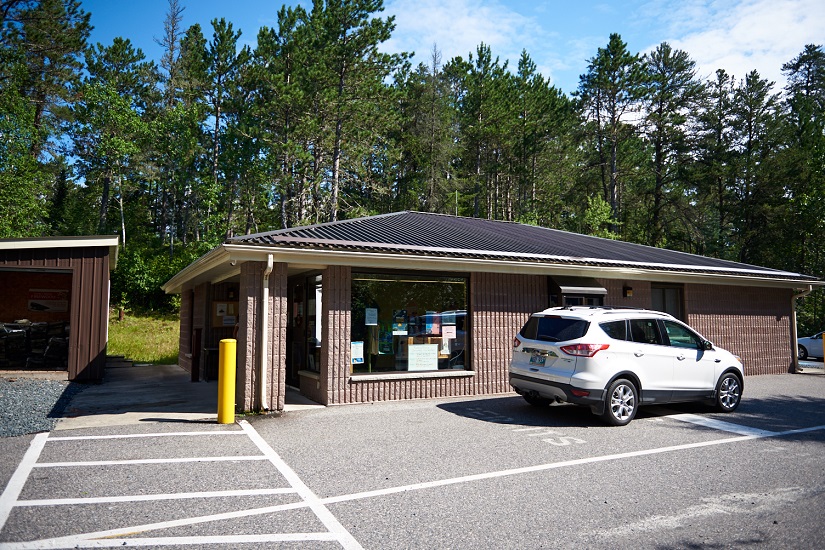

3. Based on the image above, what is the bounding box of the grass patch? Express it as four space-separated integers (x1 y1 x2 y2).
108 311 179 364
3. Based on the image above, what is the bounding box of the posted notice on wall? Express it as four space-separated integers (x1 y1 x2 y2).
28 289 68 313
351 341 364 364
407 344 438 371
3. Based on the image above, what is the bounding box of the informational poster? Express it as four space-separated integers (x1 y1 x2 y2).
407 344 438 371
365 308 378 326
425 311 441 335
392 309 408 335
442 325 457 339
28 289 68 313
351 341 364 364
215 302 237 326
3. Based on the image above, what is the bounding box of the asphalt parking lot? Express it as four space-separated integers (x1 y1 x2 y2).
1 369 824 549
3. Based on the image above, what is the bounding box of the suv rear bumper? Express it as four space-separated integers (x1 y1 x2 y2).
510 373 605 412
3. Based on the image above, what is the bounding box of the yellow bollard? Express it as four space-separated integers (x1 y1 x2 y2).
217 339 236 424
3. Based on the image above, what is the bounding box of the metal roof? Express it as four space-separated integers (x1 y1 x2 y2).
227 211 817 283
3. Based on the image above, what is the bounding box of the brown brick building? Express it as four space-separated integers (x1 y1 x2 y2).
162 212 821 412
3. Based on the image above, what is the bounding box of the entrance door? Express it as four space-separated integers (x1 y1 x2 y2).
286 278 304 387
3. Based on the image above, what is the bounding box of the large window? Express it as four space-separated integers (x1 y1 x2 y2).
350 273 468 373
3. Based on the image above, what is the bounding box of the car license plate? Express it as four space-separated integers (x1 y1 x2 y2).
529 354 546 366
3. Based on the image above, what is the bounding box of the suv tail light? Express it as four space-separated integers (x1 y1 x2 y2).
513 336 522 349
560 343 609 357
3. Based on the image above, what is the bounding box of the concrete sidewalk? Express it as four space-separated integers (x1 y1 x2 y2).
56 361 322 430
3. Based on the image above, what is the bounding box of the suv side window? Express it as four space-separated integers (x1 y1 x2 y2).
600 320 628 341
628 319 665 345
520 316 539 340
520 315 589 342
663 320 702 349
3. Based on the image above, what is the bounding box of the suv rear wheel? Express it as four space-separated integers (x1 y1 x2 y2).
601 378 638 426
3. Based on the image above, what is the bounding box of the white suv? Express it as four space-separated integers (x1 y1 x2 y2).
509 307 744 426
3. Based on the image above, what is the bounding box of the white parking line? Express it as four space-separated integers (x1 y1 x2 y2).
319 423 825 507
663 413 778 437
16 488 297 507
4 420 822 549
47 431 246 441
0 433 49 533
239 420 365 550
0 424 364 550
33 455 268 467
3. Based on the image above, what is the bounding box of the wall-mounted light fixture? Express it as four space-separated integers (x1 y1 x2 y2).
623 286 633 298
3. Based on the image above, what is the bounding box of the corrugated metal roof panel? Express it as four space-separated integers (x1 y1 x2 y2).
228 211 818 282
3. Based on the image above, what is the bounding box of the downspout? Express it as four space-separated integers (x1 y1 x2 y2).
260 254 274 410
791 285 813 373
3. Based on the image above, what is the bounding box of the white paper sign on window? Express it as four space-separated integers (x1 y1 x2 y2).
365 308 378 326
351 341 364 364
407 344 438 371
442 325 457 339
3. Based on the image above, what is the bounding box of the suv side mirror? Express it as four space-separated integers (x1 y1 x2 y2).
701 340 714 351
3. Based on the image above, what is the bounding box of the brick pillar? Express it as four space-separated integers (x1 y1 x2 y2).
265 263 288 411
237 262 260 411
320 265 351 405
237 260 289 412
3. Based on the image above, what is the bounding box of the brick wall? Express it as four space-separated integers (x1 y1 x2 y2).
471 272 548 395
600 278 651 308
685 284 793 375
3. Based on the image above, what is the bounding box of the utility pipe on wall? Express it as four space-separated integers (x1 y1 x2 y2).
791 285 813 372
260 254 274 410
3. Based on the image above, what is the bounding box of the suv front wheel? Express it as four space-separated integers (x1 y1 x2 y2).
714 372 742 412
601 378 638 426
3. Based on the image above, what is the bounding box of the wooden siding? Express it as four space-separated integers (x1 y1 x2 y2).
686 284 793 375
0 245 111 381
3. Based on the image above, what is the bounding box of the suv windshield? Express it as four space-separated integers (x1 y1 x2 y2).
521 316 589 342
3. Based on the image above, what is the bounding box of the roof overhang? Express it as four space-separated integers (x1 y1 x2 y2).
0 236 120 270
161 242 823 294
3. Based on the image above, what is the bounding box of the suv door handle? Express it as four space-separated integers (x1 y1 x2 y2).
676 355 685 361
634 352 644 357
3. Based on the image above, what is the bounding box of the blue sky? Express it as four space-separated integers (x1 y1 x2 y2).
81 0 824 94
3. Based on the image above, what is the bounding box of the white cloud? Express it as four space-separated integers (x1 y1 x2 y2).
383 0 547 72
641 0 825 89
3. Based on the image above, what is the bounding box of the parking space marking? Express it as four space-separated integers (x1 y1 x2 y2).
34 455 268 467
0 422 364 550
16 488 297 507
47 431 248 441
0 433 49 532
648 409 778 437
239 420 364 550
320 424 825 507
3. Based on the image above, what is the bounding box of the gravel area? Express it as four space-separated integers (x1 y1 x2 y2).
0 377 86 437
